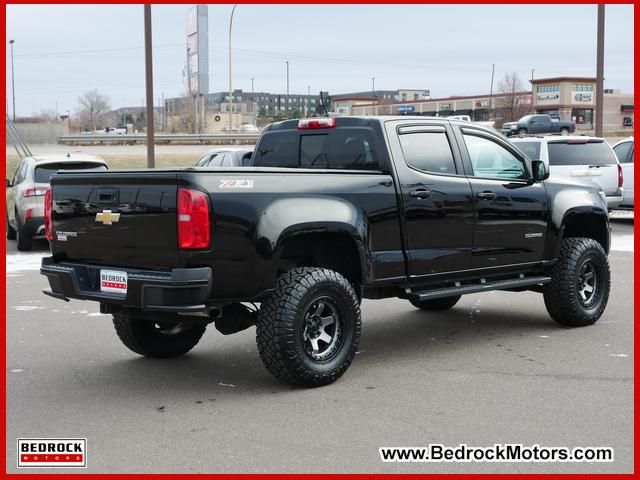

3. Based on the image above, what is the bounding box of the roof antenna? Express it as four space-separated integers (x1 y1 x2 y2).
319 91 330 117
66 153 71 158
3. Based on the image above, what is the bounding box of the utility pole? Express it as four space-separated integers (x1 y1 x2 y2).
251 77 255 124
144 5 155 168
9 39 16 121
307 85 310 117
371 77 376 115
285 60 290 114
229 4 237 131
595 4 605 137
489 64 495 119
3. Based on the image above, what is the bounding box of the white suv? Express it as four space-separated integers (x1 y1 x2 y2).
510 135 623 209
611 137 634 210
6 154 107 251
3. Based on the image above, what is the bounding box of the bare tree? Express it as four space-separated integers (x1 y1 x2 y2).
495 72 531 123
77 89 110 132
168 94 197 134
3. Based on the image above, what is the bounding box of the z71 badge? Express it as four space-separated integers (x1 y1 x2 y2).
219 179 254 189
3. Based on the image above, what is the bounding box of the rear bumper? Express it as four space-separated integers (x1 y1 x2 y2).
40 257 212 313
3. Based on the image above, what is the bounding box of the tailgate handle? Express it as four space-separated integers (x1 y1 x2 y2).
98 188 119 206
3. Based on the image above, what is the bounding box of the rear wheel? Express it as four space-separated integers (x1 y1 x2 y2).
112 313 207 358
543 237 610 327
6 211 16 240
560 127 570 135
256 267 361 388
15 212 33 251
410 295 461 311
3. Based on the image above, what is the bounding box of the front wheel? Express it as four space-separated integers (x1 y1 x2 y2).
518 128 528 136
543 237 610 327
112 313 207 358
410 295 461 311
256 268 361 388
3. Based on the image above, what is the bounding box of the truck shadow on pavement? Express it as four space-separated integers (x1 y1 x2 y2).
76 302 568 397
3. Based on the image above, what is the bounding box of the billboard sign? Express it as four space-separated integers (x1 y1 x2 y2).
186 5 209 95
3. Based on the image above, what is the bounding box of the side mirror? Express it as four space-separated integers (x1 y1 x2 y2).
532 160 549 181
6 179 11 188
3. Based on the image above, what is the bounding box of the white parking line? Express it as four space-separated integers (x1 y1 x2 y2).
610 235 634 252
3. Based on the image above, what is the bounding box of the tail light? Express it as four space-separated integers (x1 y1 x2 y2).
618 164 624 189
44 189 53 241
23 186 49 197
177 188 210 249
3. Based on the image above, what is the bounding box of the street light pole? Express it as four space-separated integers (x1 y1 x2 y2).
9 39 16 121
285 60 289 115
143 5 155 168
228 4 237 131
595 4 605 137
251 76 255 125
489 64 495 119
371 77 375 115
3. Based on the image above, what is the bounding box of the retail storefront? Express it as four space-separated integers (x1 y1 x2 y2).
531 77 596 127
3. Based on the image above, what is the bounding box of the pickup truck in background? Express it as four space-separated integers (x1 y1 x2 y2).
41 116 611 388
502 114 576 137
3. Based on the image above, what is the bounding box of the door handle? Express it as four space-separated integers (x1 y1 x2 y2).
477 191 498 200
409 189 432 199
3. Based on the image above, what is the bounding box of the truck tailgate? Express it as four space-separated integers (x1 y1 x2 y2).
50 171 181 268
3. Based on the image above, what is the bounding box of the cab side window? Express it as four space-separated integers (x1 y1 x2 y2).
399 132 457 175
196 154 211 167
613 142 633 164
13 162 28 185
463 133 527 180
220 154 233 167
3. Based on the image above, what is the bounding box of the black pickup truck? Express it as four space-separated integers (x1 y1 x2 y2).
41 116 611 387
501 114 576 137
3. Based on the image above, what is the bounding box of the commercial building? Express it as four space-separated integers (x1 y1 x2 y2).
531 76 633 129
350 91 533 123
350 76 633 131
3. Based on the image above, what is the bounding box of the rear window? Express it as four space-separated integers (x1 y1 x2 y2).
547 141 617 166
513 141 541 160
253 129 379 170
35 163 107 183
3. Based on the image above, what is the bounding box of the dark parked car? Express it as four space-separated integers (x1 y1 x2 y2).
195 148 253 168
41 116 611 387
502 114 575 136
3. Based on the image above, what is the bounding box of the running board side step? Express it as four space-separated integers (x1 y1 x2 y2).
406 275 551 301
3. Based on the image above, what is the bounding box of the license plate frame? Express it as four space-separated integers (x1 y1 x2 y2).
100 269 128 295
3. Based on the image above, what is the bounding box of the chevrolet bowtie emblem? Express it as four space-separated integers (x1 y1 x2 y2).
95 210 121 225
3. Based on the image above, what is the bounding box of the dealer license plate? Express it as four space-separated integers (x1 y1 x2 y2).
100 269 128 294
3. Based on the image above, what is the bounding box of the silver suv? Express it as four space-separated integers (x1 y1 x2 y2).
510 135 623 209
6 154 107 251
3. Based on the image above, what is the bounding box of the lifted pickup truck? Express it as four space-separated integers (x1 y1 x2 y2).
502 114 576 137
41 116 611 387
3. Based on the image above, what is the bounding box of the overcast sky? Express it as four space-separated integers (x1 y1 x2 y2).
5 4 634 117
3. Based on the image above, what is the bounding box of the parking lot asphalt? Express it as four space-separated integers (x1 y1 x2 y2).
5 213 634 473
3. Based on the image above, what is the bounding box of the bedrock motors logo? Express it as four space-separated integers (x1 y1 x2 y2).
17 438 87 468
